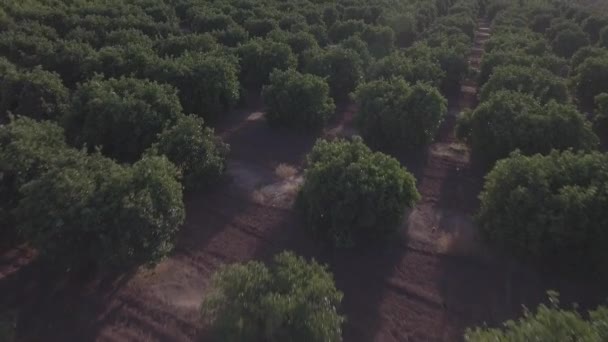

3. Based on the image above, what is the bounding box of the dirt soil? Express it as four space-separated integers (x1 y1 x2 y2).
1 19 607 342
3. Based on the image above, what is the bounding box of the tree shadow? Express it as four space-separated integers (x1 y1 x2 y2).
0 254 136 341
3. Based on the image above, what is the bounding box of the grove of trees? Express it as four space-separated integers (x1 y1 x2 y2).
4 0 608 340
456 91 597 163
262 69 335 130
354 78 447 151
297 137 420 246
0 117 185 267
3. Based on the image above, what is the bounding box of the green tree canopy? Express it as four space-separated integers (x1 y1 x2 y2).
202 251 344 342
457 91 598 163
262 69 335 130
477 151 608 268
297 137 420 246
354 78 447 151
150 114 229 190
465 292 608 341
305 46 364 100
480 65 569 104
63 76 183 162
0 66 68 121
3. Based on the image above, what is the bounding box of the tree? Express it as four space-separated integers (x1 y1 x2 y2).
457 91 598 163
407 41 470 93
151 52 240 121
262 69 335 130
212 25 249 47
360 25 395 58
46 39 100 87
63 76 183 162
0 117 76 240
297 137 420 246
354 79 447 150
484 30 550 56
551 27 589 58
581 15 608 43
479 50 568 86
0 66 69 121
600 26 608 49
202 251 344 342
15 154 185 267
570 46 608 70
151 114 229 190
465 292 608 341
305 46 364 100
368 52 445 87
480 65 569 104
476 151 608 268
571 56 608 108
385 13 417 47
328 20 367 43
593 92 608 133
237 38 297 88
153 33 218 57
243 18 277 37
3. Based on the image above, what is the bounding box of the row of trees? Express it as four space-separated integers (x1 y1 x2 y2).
465 0 608 338
464 0 607 266
200 0 482 339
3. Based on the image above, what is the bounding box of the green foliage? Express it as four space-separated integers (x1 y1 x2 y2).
593 93 608 132
485 30 550 56
151 114 229 190
407 41 470 93
153 33 218 57
151 52 240 120
95 43 158 79
457 91 598 163
571 56 608 108
385 13 417 47
581 15 608 43
47 39 99 86
237 38 297 88
368 51 445 87
570 46 608 70
262 69 335 130
63 76 183 162
465 292 608 341
0 66 68 121
479 50 568 86
211 24 249 47
202 251 344 342
328 20 367 43
354 78 447 150
244 18 278 37
480 65 569 104
360 25 395 58
16 153 185 267
1 117 185 266
551 27 589 58
305 46 364 100
477 151 608 268
0 116 75 235
297 137 420 246
0 31 56 68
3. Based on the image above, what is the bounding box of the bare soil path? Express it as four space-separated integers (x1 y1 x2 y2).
1 19 607 342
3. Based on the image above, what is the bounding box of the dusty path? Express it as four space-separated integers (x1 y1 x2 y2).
2 19 608 342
